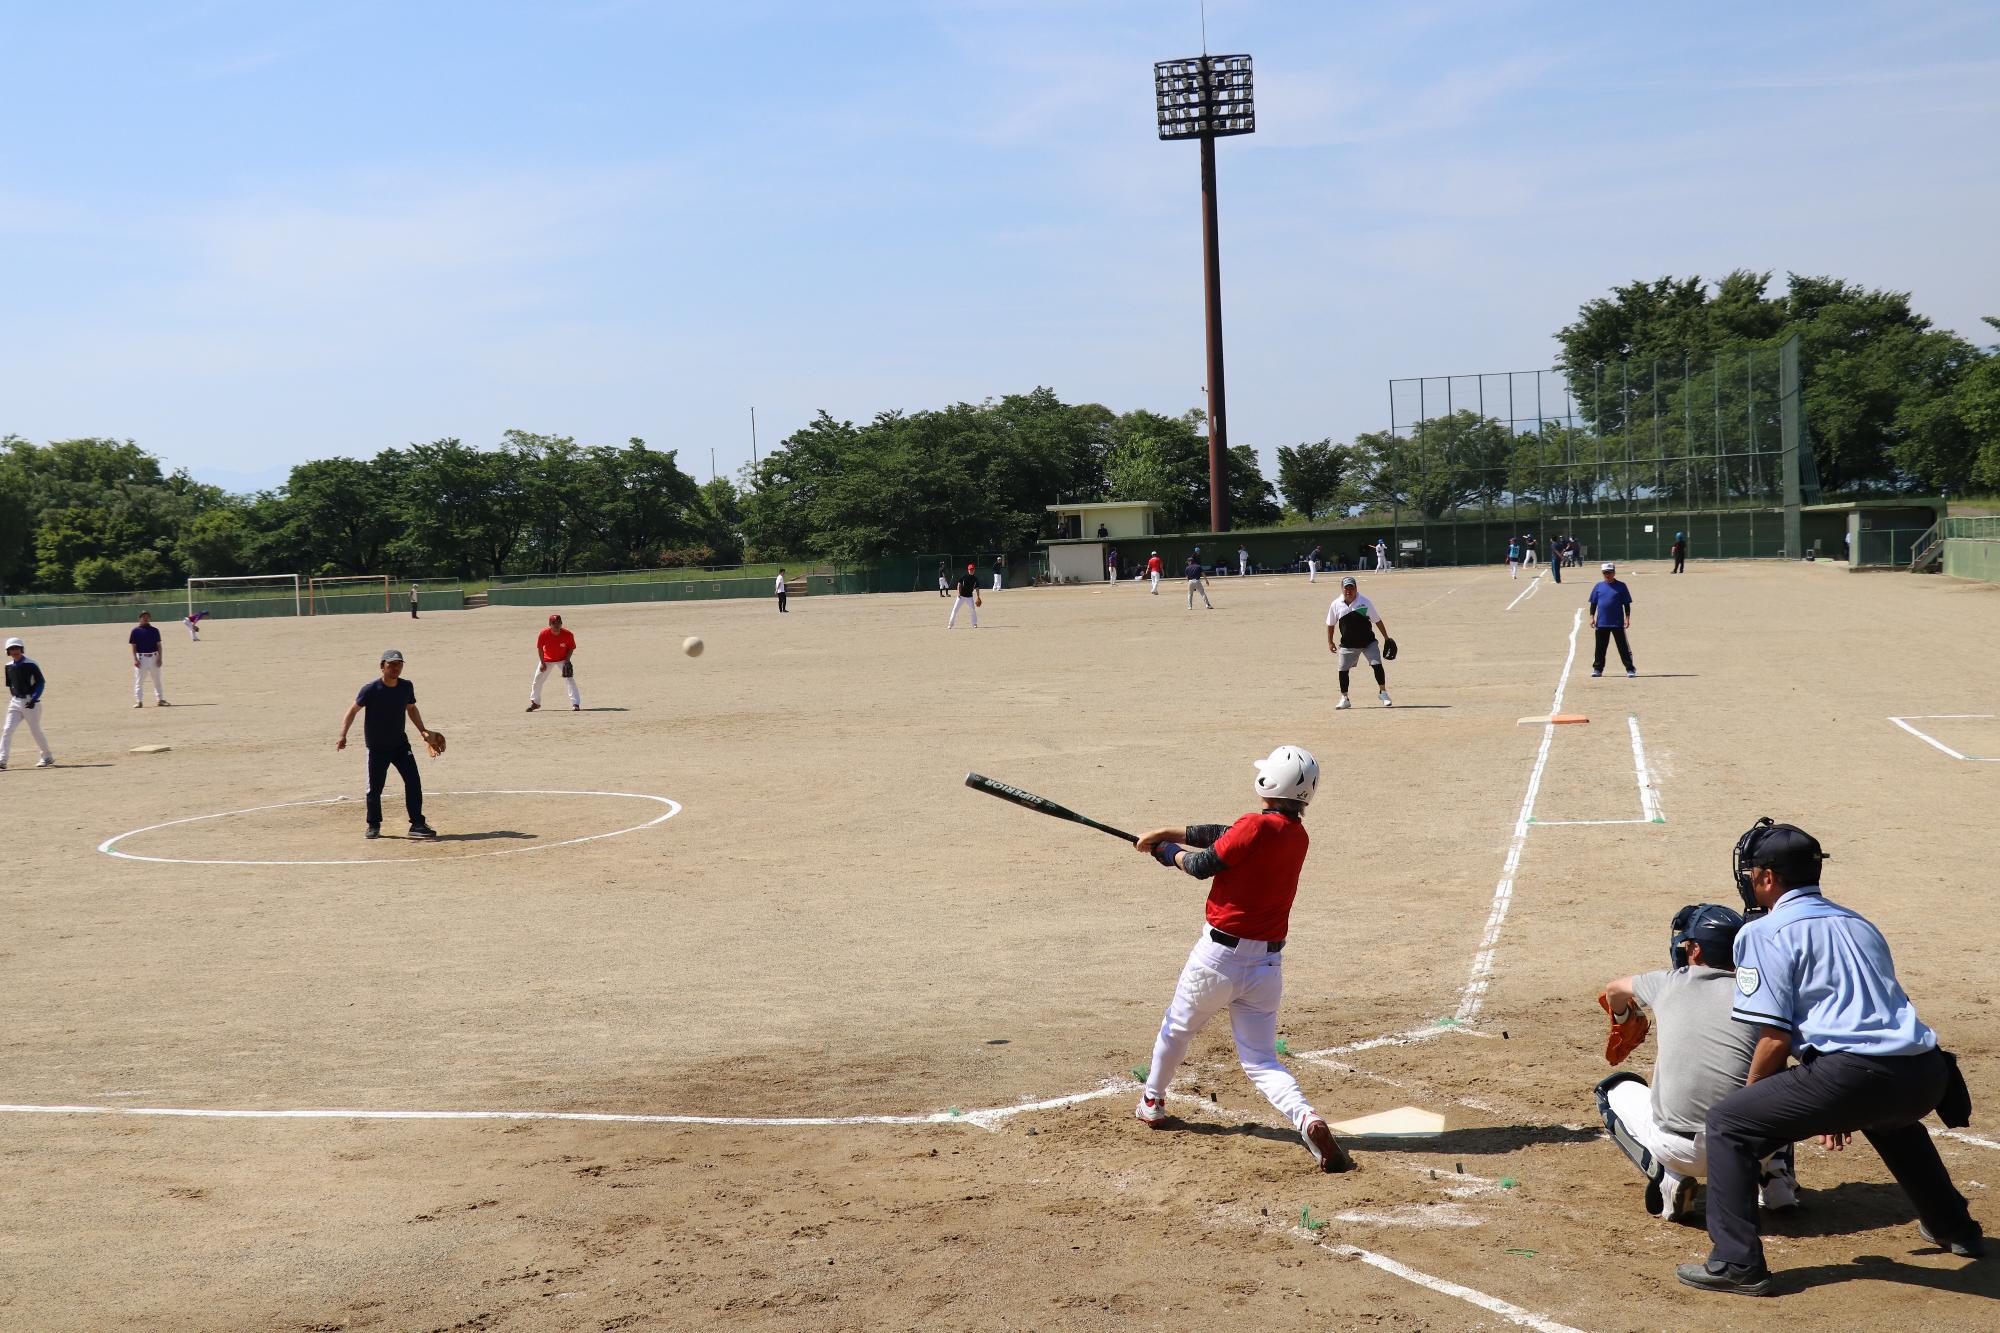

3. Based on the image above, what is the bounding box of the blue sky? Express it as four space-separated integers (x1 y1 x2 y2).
3 1 1996 494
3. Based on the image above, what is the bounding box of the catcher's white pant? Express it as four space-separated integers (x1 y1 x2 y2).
1308 559 1318 582
1 697 52 764
530 660 580 707
1603 1077 1708 1177
133 653 164 702
947 595 979 628
1149 571 1161 594
1144 927 1316 1131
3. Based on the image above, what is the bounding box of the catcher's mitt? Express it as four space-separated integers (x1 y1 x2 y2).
425 730 447 758
1382 637 1399 661
1597 991 1649 1065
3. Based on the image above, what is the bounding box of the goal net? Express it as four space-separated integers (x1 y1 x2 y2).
187 574 301 620
308 574 391 615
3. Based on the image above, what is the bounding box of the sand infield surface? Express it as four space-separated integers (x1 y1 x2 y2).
4 563 1999 1330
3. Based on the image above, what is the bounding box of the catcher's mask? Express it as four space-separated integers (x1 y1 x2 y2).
1670 903 1744 970
1731 817 1829 919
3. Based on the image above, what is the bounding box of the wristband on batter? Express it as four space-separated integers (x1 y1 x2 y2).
1152 842 1184 868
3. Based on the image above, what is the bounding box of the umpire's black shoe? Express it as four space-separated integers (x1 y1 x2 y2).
1920 1223 1986 1258
407 825 438 840
365 826 381 840
1675 1261 1773 1296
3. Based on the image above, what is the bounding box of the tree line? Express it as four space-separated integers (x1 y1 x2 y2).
4 272 1993 595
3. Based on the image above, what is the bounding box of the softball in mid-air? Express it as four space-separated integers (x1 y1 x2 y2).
682 636 704 657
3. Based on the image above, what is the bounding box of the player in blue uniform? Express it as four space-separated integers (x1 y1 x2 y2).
1588 562 1636 678
2 637 54 769
336 649 439 840
129 610 168 707
1676 819 1983 1296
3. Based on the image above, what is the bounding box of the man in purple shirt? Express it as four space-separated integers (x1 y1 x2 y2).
1588 563 1635 678
129 611 168 707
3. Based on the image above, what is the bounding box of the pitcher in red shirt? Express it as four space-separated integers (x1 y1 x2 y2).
1132 745 1355 1173
527 614 580 711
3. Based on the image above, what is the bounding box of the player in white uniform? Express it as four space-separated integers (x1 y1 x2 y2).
1326 577 1393 709
2 637 54 769
182 610 207 641
1373 538 1390 571
128 611 168 707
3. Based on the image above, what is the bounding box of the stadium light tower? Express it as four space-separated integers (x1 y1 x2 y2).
1155 52 1253 532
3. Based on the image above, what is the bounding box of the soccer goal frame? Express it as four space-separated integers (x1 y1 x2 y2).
187 574 301 619
307 574 391 615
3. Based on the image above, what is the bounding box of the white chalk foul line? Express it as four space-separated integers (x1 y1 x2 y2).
1332 1245 1590 1333
1503 573 1544 612
1888 715 2000 763
96 790 680 866
1627 715 1664 822
1457 607 1582 1025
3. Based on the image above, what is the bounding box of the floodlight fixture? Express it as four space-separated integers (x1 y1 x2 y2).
1154 53 1255 532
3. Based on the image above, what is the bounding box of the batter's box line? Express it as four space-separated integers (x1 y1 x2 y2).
1888 715 2000 762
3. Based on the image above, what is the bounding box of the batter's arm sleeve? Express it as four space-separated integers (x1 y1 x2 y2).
1177 847 1227 880
1183 823 1229 849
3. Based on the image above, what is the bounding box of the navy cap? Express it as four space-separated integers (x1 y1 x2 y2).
1746 824 1827 880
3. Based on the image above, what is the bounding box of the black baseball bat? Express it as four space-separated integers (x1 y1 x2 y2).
964 772 1139 844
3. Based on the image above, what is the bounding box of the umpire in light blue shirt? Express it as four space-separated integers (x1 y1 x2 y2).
1678 818 1982 1296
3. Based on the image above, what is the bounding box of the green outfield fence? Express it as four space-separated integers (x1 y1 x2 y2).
1 581 462 628
484 552 1049 607
1941 516 2000 583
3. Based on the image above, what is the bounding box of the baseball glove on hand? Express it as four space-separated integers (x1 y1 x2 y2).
1382 637 1398 661
974 593 982 607
1597 991 1649 1065
425 730 447 758
560 660 573 678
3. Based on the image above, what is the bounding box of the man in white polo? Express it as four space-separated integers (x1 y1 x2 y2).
1325 576 1393 710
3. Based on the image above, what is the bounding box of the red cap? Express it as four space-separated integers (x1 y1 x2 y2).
548 614 562 624
966 563 975 571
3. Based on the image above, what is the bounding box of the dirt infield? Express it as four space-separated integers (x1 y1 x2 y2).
4 563 1998 1330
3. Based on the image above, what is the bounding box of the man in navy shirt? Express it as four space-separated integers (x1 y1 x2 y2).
1677 819 1982 1296
1587 562 1635 678
2 636 54 769
129 611 168 708
336 649 439 840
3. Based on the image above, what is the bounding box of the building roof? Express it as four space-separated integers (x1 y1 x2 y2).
1044 500 1164 514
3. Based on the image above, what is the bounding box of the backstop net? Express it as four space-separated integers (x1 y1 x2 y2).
1382 334 1820 564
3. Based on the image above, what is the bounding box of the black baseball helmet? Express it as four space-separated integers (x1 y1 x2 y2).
1670 903 1745 969
1731 817 1829 917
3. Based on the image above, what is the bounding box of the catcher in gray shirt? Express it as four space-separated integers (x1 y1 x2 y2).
1593 904 1799 1221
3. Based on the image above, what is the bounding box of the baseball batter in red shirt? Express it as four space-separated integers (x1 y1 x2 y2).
527 614 580 711
1132 745 1355 1173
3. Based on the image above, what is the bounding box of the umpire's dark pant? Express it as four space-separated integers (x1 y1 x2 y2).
1592 626 1634 672
1705 1048 1972 1270
777 590 788 612
366 745 424 828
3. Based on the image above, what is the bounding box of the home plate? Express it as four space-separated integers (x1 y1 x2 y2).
1329 1105 1446 1137
1516 714 1589 726
129 744 172 754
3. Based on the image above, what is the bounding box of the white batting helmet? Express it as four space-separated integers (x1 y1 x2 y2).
1253 745 1320 806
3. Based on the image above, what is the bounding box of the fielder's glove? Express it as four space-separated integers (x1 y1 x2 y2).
1597 992 1649 1065
425 730 447 758
561 661 573 678
1382 637 1398 661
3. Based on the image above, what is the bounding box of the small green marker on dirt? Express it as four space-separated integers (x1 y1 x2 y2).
1436 1017 1462 1028
1275 1038 1291 1056
1131 1066 1148 1082
948 1106 963 1117
1505 1248 1538 1257
1500 1177 1518 1189
1300 1206 1327 1233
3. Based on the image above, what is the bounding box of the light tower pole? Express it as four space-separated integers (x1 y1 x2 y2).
1155 53 1254 533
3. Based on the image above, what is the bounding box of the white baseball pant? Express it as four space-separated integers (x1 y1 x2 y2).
1603 1076 1708 1177
1186 577 1212 609
1239 556 1248 576
1143 928 1316 1131
992 573 1002 592
1524 549 1537 566
947 595 979 628
2 698 52 764
530 660 581 707
1509 560 1520 579
1149 571 1161 594
1308 559 1318 582
133 653 164 702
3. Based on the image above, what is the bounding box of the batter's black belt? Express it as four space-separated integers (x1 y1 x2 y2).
1210 928 1283 952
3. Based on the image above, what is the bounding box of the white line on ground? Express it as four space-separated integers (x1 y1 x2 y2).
1527 819 1650 827
1457 607 1582 1024
1331 1245 1591 1333
1888 715 2000 763
1504 573 1544 612
1406 573 1485 614
96 790 681 866
1939 1128 2000 1152
1627 715 1664 822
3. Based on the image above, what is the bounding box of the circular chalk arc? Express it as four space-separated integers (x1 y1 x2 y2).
97 789 680 867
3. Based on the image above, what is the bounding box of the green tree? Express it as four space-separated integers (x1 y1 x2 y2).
1275 439 1350 519
1353 412 1514 519
274 453 409 575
